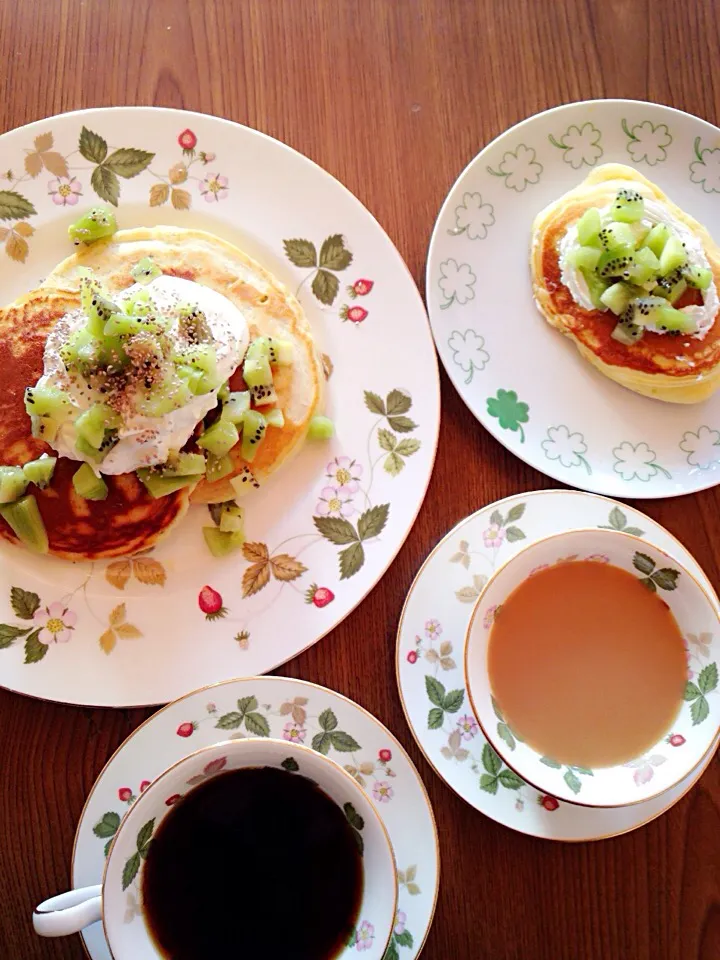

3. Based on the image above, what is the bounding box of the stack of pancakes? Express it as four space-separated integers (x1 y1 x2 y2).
0 228 324 559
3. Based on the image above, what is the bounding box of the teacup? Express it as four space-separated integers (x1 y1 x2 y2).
34 738 397 959
465 528 720 807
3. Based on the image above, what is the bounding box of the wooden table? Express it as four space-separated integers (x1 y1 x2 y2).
1 1 719 957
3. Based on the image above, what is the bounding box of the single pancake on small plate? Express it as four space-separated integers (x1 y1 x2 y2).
531 163 720 403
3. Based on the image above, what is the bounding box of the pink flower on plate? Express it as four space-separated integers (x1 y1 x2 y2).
586 553 610 563
48 176 82 206
633 765 654 787
425 618 442 640
33 602 77 645
394 910 406 936
199 151 216 164
529 564 550 577
483 604 499 630
326 456 363 495
199 172 229 202
406 650 418 664
372 780 394 803
139 780 151 793
283 721 306 744
356 920 375 951
457 715 478 740
315 485 354 519
483 523 505 548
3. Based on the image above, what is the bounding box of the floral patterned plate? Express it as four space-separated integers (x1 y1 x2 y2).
396 490 720 841
427 99 720 497
72 677 439 960
0 108 439 705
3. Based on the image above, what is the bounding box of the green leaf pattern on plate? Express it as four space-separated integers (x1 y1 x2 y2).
438 258 476 309
612 442 671 482
447 330 489 385
548 123 603 168
283 233 353 306
541 425 591 474
690 138 720 193
679 426 720 470
447 191 495 239
486 389 529 443
621 119 672 165
486 143 543 191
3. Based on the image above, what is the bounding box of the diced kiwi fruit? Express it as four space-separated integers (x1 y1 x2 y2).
596 254 634 280
59 327 94 368
80 279 122 337
644 223 670 258
659 235 687 276
75 435 107 463
197 419 239 458
123 287 155 316
181 344 218 378
161 452 207 477
72 463 108 500
579 268 609 309
31 415 60 443
176 363 207 396
240 410 266 462
68 207 117 246
22 455 56 489
246 337 271 361
267 337 293 365
566 246 602 272
137 470 197 498
75 404 121 449
598 222 636 256
0 495 48 553
600 282 635 316
221 391 251 424
611 321 644 345
626 296 696 334
218 382 231 403
0 466 29 504
103 313 163 337
265 407 285 429
177 304 212 344
627 246 661 284
205 454 234 483
218 502 245 534
243 354 273 388
653 271 687 304
24 385 73 419
229 466 260 497
131 257 162 285
249 383 277 406
307 415 335 441
203 526 245 558
77 335 129 374
682 265 712 290
611 189 645 224
576 208 602 247
629 222 650 246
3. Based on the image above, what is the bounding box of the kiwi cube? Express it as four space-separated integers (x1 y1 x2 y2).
240 410 267 463
137 471 197 498
131 257 162 285
0 494 48 553
576 208 602 247
611 189 645 224
265 407 285 429
567 246 602 272
219 502 245 534
659 235 686 276
68 207 117 246
243 354 273 388
31 416 60 443
307 415 335 441
161 452 206 478
267 338 293 365
197 419 240 458
202 526 245 558
0 466 29 504
24 385 73 419
644 223 670 258
205 455 235 483
229 467 260 498
682 266 712 291
600 283 635 316
579 268 609 309
72 463 108 501
598 222 636 256
221 392 251 424
22 455 57 490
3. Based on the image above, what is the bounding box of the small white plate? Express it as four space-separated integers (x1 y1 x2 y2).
72 677 439 960
396 489 719 841
427 99 720 497
0 108 439 706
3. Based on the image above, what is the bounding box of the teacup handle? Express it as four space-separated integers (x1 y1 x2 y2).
33 885 103 937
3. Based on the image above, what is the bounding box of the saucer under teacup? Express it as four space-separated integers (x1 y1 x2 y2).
73 677 439 960
464 527 720 808
397 490 719 841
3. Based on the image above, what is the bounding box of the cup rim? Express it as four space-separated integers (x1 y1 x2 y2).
464 526 720 809
100 737 398 960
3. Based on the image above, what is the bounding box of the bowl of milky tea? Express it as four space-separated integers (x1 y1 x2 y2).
464 528 720 807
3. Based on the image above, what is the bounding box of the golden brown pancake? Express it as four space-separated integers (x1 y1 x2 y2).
44 226 324 502
531 164 720 403
0 288 190 559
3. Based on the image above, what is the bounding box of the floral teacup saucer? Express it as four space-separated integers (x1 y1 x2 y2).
396 489 719 841
73 677 439 960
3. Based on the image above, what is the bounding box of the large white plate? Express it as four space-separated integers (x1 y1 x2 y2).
0 108 439 706
427 99 720 498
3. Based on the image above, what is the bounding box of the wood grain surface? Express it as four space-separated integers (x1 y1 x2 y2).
1 1 719 958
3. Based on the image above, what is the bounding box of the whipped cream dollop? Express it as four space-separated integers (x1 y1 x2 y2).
559 199 719 339
39 275 249 474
